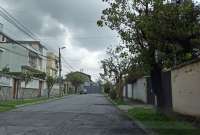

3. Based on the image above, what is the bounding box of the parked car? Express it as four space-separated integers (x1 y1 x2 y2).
80 89 87 94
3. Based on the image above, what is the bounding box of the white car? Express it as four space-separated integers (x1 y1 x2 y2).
83 89 87 94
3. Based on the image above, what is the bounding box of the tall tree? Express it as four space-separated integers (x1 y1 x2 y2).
98 0 200 69
46 76 56 98
65 72 88 93
98 0 200 105
101 46 133 99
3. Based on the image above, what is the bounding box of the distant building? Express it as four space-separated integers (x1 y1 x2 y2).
75 71 92 87
65 71 92 94
46 52 59 78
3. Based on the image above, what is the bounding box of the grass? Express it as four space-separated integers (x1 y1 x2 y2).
127 107 200 135
113 99 127 105
0 97 51 112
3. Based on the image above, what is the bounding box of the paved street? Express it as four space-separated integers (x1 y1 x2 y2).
0 94 146 135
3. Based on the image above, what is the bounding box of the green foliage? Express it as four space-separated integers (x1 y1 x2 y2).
98 0 200 72
101 46 133 98
114 99 126 105
46 76 56 98
103 81 112 94
101 46 133 82
128 107 200 135
0 98 50 112
65 72 88 92
109 89 117 100
1 67 10 73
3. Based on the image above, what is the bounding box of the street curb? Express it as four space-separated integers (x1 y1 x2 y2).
103 94 157 135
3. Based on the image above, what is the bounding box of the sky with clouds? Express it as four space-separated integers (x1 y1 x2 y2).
0 0 119 81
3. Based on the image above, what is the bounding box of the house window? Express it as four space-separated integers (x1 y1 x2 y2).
29 51 37 68
2 36 6 42
39 58 42 70
0 35 6 42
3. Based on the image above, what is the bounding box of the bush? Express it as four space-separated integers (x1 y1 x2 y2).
109 89 117 100
104 82 111 94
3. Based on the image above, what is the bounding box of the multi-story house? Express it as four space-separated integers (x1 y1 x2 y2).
17 41 47 73
46 52 59 78
0 31 47 73
0 31 48 99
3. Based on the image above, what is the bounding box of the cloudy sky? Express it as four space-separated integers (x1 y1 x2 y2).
0 0 119 80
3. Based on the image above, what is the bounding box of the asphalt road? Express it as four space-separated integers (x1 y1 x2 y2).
0 94 146 135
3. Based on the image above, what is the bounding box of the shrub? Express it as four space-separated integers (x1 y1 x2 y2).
109 89 117 100
104 82 111 94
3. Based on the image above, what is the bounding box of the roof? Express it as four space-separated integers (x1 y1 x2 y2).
0 31 48 50
0 31 16 43
74 71 91 80
17 41 48 50
47 52 59 59
171 57 200 71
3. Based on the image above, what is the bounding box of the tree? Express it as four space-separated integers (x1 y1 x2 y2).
101 46 133 99
103 81 112 94
98 0 200 69
98 0 200 104
46 76 56 98
65 72 88 93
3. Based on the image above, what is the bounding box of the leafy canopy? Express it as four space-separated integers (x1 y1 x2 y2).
98 0 200 70
65 72 88 88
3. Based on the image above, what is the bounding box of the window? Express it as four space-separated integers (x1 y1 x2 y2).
29 51 37 68
2 36 6 42
0 50 3 65
39 58 42 70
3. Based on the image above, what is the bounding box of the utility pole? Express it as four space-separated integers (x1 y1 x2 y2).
58 48 62 96
58 47 66 96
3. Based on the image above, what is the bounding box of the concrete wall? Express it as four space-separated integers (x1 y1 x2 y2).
0 86 13 100
51 83 60 96
171 60 200 117
127 84 133 98
41 82 60 97
133 77 147 103
0 75 49 100
123 77 148 103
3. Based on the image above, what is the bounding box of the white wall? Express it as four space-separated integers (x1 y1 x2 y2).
133 77 147 103
171 60 200 116
0 75 13 87
123 86 126 97
21 79 39 89
123 77 148 103
127 84 133 98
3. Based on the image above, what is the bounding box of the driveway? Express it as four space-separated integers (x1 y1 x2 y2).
0 94 146 135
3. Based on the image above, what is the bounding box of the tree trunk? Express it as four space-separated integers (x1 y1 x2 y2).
116 77 124 100
47 88 51 98
75 86 78 94
149 48 162 108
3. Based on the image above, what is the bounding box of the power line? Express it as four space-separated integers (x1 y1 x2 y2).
61 56 77 71
0 6 80 73
0 9 38 41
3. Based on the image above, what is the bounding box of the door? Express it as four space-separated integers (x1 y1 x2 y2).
38 81 43 97
13 79 20 99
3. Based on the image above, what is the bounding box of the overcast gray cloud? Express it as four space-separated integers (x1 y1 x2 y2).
0 0 119 80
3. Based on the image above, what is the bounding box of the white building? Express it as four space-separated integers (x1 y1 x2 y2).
0 32 47 73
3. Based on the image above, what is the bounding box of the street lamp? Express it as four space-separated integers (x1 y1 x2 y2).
59 46 66 96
